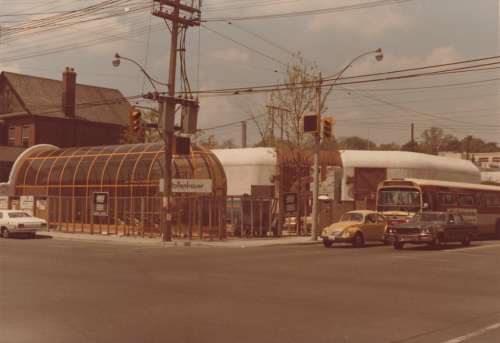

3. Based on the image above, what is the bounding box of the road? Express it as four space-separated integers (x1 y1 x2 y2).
1 236 499 343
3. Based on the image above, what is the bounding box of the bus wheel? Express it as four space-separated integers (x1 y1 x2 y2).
394 242 404 250
429 234 442 250
461 234 471 247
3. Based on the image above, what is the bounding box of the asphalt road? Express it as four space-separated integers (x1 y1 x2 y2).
1 236 499 343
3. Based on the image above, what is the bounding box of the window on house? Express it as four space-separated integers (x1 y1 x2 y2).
22 125 29 147
493 157 500 163
478 157 489 163
8 126 15 146
0 89 12 114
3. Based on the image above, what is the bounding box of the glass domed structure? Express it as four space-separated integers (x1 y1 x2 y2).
1 142 227 238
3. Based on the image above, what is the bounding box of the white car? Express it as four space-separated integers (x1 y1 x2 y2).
0 210 47 238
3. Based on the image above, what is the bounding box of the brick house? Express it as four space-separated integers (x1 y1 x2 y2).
0 68 131 182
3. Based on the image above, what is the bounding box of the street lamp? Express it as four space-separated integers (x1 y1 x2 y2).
112 53 174 242
112 53 170 93
310 48 383 241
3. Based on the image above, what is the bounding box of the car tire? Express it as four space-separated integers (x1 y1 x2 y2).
2 228 10 238
323 240 333 247
394 242 404 250
351 233 364 248
461 234 471 247
28 232 36 239
429 234 442 250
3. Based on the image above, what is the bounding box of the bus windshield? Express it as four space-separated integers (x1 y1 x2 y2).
377 188 421 213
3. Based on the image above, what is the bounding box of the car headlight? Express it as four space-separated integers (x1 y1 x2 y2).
388 228 393 234
344 229 351 236
322 229 327 235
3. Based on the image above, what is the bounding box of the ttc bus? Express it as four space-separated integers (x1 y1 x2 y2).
376 178 500 238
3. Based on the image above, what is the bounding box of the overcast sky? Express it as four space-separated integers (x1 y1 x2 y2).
1 0 498 148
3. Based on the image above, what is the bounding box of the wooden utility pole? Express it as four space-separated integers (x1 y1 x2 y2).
152 0 201 241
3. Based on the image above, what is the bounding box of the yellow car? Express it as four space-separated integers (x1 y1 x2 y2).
320 210 389 248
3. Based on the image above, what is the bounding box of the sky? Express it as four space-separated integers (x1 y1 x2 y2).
1 0 499 148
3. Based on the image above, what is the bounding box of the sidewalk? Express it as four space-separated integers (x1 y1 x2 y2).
39 231 323 248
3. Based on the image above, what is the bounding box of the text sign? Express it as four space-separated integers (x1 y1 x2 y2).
93 192 109 216
283 192 298 216
172 179 212 193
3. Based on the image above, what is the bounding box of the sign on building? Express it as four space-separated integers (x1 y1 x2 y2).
92 192 109 216
283 192 298 216
172 179 212 193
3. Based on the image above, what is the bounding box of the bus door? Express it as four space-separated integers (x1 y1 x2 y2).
422 192 436 211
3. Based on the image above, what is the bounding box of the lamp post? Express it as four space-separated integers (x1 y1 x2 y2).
310 48 383 241
112 53 174 242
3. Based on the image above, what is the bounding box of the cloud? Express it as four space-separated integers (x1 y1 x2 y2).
207 48 250 65
307 4 412 38
341 45 464 77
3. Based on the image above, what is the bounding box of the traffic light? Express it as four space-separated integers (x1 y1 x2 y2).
129 108 142 136
303 114 319 133
323 117 333 141
173 136 191 155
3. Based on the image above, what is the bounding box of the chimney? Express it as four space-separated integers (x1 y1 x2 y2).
62 67 77 118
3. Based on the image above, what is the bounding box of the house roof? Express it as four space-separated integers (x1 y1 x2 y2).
0 71 130 126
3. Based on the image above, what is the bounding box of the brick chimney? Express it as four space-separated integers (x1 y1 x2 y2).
62 67 76 118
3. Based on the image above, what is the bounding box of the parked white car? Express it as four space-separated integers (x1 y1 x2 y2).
0 210 47 238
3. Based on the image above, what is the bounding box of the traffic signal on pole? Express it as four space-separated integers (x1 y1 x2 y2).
173 136 191 155
323 117 333 141
129 108 142 136
303 114 319 133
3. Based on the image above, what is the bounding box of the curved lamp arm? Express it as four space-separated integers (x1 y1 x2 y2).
320 48 383 110
112 53 170 93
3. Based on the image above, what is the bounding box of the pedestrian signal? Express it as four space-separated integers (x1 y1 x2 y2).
303 114 319 133
323 117 333 141
173 136 191 155
129 108 142 136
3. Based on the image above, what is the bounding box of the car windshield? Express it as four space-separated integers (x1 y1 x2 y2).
340 213 364 222
8 212 32 218
410 213 446 223
377 189 421 213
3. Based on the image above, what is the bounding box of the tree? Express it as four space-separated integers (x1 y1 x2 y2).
266 52 333 211
440 134 461 152
378 142 401 151
460 135 500 153
119 108 163 144
337 136 376 150
401 140 424 153
420 127 444 155
220 138 238 149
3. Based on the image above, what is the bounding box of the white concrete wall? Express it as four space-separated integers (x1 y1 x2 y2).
212 148 278 196
340 150 481 201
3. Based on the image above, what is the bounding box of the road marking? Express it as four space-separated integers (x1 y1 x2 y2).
393 256 490 265
443 323 500 343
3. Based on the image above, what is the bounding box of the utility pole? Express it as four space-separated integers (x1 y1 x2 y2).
311 72 322 241
152 0 201 242
411 123 414 152
241 121 246 148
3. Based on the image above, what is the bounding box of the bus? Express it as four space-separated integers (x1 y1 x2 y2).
376 178 500 238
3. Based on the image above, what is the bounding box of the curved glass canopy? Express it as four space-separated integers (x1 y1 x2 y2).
14 142 226 198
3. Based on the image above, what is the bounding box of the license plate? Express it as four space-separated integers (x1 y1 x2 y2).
400 236 414 241
328 236 336 240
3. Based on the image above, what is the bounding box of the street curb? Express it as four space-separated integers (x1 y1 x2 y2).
40 232 322 248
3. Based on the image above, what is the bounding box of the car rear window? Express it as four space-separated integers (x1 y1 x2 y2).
8 212 32 218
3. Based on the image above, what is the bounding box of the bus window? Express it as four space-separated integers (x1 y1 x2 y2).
438 192 457 206
485 195 500 207
423 192 435 211
458 193 474 206
476 194 484 206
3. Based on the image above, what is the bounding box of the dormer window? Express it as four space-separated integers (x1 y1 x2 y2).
0 89 13 114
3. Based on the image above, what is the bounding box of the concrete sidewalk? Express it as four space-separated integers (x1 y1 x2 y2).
37 231 323 248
